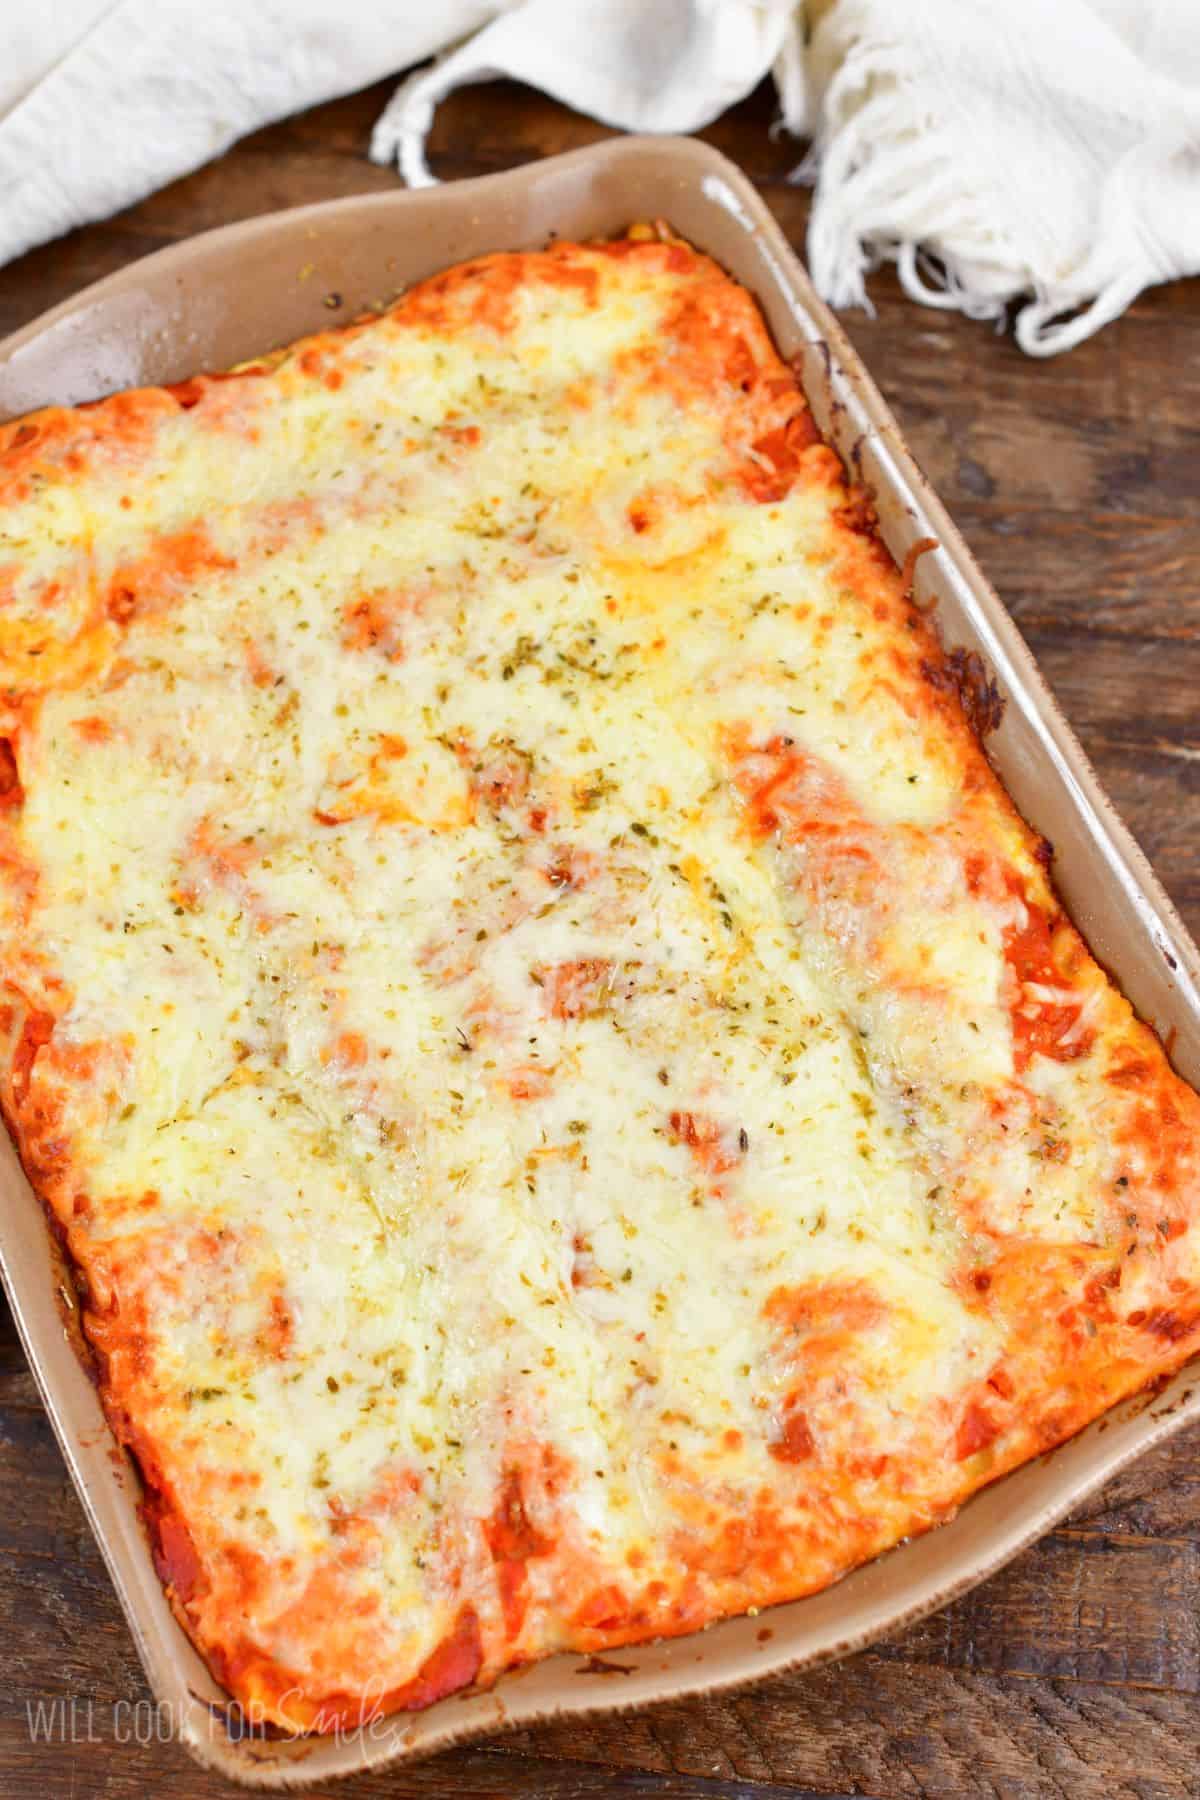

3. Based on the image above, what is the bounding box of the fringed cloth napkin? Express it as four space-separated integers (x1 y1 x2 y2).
2 0 1198 354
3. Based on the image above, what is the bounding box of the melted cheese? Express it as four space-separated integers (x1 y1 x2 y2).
1 236 1198 1730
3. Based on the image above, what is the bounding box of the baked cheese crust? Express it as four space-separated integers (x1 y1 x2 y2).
0 233 1197 1731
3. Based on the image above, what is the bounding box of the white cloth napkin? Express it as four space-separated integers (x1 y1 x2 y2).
1 0 1198 355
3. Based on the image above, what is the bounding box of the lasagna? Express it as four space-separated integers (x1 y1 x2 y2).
0 230 1197 1733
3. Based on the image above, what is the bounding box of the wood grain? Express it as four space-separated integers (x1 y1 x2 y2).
0 69 1198 1800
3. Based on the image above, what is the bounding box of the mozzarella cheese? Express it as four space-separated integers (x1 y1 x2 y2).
0 235 1197 1729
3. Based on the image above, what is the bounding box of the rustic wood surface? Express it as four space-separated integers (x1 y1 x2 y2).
0 73 1198 1800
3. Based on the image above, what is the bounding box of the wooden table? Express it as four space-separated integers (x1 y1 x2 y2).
2 74 1198 1800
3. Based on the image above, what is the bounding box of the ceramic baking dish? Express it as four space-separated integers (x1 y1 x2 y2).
0 135 1198 1787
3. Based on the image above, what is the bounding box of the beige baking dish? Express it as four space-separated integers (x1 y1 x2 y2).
0 136 1197 1787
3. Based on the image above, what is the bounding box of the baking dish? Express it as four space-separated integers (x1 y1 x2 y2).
0 135 1197 1787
